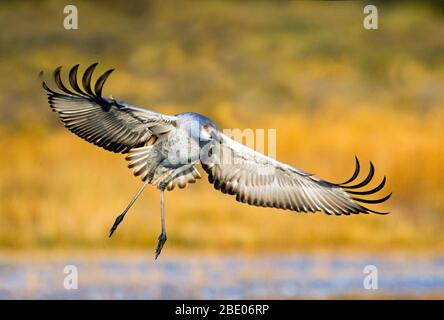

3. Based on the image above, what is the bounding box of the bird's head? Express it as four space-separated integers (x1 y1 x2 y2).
177 112 220 144
199 120 219 143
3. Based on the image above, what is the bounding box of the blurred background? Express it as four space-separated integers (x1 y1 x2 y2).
1 0 444 299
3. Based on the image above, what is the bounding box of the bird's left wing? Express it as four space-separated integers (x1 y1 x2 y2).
42 63 178 153
201 132 391 215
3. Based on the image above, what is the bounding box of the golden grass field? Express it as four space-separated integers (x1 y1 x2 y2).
1 0 444 253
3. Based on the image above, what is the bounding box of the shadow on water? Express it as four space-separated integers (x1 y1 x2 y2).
1 253 444 299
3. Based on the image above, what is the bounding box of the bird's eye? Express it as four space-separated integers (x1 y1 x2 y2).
203 123 209 130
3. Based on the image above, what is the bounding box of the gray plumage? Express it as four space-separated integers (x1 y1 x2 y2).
43 63 392 258
202 135 390 215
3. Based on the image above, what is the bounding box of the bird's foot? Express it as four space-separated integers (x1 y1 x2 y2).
109 213 125 237
155 232 167 259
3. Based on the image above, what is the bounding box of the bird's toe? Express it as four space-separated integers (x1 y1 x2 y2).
155 233 167 259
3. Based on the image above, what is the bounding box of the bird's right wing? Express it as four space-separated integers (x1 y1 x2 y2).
42 63 178 153
201 132 391 215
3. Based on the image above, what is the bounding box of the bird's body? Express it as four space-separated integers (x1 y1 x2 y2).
42 63 391 258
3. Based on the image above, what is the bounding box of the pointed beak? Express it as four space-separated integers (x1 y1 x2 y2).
211 130 222 143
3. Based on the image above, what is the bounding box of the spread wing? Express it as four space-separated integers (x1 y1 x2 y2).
201 133 391 215
42 63 177 153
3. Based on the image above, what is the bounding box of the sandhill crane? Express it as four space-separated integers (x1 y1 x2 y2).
42 63 391 259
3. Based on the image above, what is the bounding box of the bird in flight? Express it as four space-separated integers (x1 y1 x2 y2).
42 63 391 259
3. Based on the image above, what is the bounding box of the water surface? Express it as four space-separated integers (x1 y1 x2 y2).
0 253 443 299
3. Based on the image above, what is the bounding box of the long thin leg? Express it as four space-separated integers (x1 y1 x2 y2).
155 190 167 259
109 180 149 237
